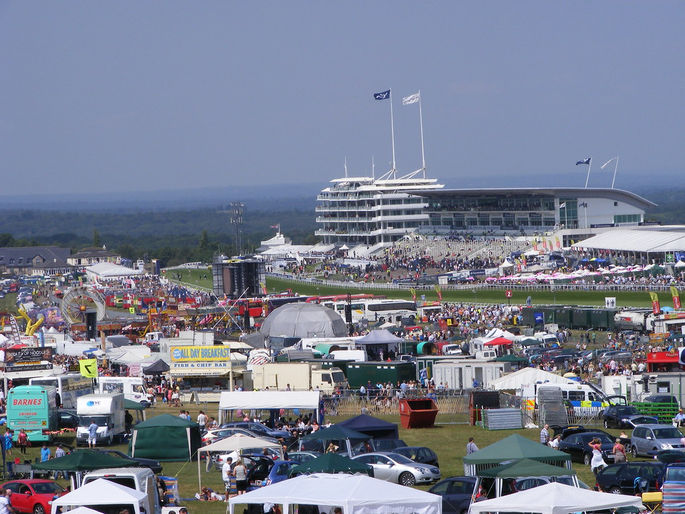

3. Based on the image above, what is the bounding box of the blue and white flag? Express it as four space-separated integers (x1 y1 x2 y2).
576 157 591 166
373 90 390 100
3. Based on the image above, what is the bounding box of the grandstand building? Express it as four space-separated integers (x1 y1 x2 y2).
413 187 653 234
315 175 656 247
315 174 444 247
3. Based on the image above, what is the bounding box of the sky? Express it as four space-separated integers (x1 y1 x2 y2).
1 1 684 196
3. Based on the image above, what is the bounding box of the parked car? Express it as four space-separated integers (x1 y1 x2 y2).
642 394 679 407
57 410 79 430
557 429 616 465
351 452 440 486
96 449 163 474
513 476 590 491
245 458 297 490
630 424 685 457
221 421 293 443
428 476 477 514
372 439 407 451
202 427 279 445
595 461 665 495
392 446 439 467
602 405 658 429
1 479 66 514
287 451 322 465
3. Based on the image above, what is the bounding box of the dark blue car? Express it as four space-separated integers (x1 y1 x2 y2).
428 476 477 514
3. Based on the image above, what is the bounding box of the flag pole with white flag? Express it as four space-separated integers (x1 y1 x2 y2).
601 155 619 189
403 91 426 176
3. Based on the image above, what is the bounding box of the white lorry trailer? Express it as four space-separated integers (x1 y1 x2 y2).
250 362 348 394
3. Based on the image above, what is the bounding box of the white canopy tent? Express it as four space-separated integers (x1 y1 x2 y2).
51 478 148 514
488 367 577 392
467 482 643 514
197 433 283 492
228 473 442 514
218 390 321 424
85 262 144 280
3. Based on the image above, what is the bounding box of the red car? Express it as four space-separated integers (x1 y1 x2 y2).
1 479 66 514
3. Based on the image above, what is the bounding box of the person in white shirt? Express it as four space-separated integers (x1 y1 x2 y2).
197 411 207 431
221 457 233 497
0 489 14 514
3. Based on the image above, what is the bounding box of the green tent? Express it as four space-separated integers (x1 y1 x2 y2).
494 354 529 363
32 449 138 471
129 414 202 462
463 434 570 475
518 338 542 346
479 458 575 478
289 452 373 477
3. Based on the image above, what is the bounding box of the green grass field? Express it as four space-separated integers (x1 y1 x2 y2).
31 402 622 514
168 269 654 308
266 277 654 308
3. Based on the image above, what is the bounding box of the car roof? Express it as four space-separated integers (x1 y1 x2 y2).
634 424 682 429
2 479 56 484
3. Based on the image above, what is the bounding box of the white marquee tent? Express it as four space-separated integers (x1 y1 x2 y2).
197 433 283 492
85 262 144 280
467 482 643 514
218 390 321 424
488 367 577 393
228 473 442 514
51 478 148 514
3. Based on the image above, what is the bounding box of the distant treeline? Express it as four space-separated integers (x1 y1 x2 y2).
0 208 318 267
0 186 680 267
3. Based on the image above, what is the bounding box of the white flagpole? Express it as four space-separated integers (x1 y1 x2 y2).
611 155 619 189
584 158 592 188
344 156 348 178
371 155 375 180
389 90 397 177
418 90 426 177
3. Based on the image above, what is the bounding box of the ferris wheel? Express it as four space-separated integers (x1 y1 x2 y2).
60 286 107 325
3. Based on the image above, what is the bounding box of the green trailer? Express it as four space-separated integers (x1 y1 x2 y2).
345 361 416 388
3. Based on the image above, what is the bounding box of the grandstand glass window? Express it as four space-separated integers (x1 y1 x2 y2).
478 213 490 226
467 217 477 226
543 217 555 227
454 214 465 228
503 212 515 228
529 213 542 226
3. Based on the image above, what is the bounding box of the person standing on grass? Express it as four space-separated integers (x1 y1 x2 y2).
464 437 479 474
540 424 550 445
17 430 28 454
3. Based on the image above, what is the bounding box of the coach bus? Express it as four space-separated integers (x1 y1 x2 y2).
29 373 94 409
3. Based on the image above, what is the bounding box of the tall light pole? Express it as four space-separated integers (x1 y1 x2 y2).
230 202 245 255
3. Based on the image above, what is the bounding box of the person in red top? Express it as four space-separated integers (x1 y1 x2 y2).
16 430 28 455
613 438 626 463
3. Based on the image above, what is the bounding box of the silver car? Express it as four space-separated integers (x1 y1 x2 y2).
631 424 685 457
352 451 441 486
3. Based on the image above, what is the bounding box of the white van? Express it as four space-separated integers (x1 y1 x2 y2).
83 467 161 514
76 393 126 446
97 376 153 406
536 383 607 409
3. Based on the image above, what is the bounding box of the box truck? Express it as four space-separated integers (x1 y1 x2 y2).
76 393 126 446
250 362 348 393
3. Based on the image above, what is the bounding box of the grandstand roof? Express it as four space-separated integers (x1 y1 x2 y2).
411 187 655 208
571 229 685 253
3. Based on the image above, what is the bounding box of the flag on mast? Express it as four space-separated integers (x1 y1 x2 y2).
373 90 390 100
600 158 616 169
402 92 420 105
576 157 591 166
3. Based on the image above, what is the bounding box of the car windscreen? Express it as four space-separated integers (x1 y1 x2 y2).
32 482 66 494
654 428 684 439
616 406 639 415
79 415 110 426
386 453 417 465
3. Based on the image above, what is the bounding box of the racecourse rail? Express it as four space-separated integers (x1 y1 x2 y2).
266 272 676 294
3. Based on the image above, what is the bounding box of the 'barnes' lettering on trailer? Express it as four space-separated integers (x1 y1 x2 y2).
13 399 42 406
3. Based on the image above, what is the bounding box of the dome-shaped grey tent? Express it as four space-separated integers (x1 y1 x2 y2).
260 303 348 340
